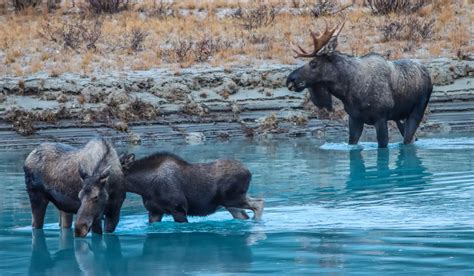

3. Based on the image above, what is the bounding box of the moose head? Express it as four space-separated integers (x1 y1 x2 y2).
74 165 111 237
286 20 345 110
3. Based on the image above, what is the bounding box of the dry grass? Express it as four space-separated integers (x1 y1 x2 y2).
0 0 472 76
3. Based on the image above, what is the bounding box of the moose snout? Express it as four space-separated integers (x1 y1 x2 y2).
287 80 295 91
74 222 91 237
286 75 296 91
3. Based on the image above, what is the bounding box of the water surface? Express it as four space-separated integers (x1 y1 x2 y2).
0 137 473 274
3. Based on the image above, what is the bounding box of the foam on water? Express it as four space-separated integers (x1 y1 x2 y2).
320 137 474 151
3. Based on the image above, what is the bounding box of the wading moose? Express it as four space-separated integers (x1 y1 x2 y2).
24 138 126 237
286 21 433 148
120 152 264 223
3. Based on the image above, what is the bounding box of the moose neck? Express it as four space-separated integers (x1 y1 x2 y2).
319 53 357 103
123 175 144 196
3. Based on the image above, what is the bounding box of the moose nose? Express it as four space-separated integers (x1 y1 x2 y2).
287 81 295 91
74 223 90 237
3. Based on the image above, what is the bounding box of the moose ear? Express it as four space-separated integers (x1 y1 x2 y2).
78 165 89 181
120 153 135 165
126 153 135 163
319 37 338 55
99 166 111 185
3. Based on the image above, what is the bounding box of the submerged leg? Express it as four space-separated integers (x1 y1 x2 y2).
59 211 73 229
404 94 430 144
349 116 364 145
395 120 405 137
227 197 264 220
226 207 250 220
91 218 103 235
171 210 188 223
148 212 164 223
374 118 389 148
28 191 49 229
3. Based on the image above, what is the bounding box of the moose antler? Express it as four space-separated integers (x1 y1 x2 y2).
291 20 345 58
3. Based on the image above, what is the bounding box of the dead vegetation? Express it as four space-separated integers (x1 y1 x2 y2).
0 0 471 76
380 15 435 43
367 0 430 15
87 0 130 14
39 16 103 52
232 2 279 30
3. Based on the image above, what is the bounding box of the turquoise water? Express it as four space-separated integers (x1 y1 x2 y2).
0 137 473 274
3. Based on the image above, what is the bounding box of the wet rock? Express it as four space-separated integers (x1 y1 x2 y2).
217 131 230 140
4 107 36 136
128 132 142 145
185 132 206 145
0 93 5 103
112 121 129 132
255 113 280 133
286 111 308 126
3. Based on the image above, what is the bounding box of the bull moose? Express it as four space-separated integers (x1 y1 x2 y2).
120 152 264 223
286 21 433 148
24 138 126 237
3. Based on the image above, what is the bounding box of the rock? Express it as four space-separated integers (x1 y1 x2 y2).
106 89 129 106
152 82 190 101
216 78 239 97
0 93 5 103
56 93 68 103
41 92 58 101
185 132 206 145
112 121 128 132
128 132 142 145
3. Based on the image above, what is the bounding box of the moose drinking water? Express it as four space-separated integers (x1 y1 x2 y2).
286 20 433 148
24 138 126 237
120 152 264 223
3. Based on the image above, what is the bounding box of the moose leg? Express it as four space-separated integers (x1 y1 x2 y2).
171 208 188 223
148 212 164 223
226 207 250 220
28 191 49 229
91 218 103 235
227 197 264 220
59 211 73 229
395 120 405 137
403 109 424 144
104 209 121 233
349 117 364 145
374 118 389 148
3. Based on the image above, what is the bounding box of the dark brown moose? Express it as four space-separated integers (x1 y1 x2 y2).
120 152 264 223
286 20 433 148
24 138 126 237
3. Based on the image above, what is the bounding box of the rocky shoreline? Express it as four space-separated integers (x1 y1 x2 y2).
0 58 472 147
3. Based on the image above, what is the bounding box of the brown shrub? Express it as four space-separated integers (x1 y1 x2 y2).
232 2 279 30
367 0 430 15
39 16 103 52
87 0 129 14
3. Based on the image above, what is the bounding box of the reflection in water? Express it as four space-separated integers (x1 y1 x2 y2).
2 137 471 274
29 230 255 275
29 230 80 275
129 233 253 274
347 146 431 192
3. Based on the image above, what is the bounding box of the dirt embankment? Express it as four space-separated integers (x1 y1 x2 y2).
0 58 473 147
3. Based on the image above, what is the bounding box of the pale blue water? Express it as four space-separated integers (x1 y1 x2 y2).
0 137 473 274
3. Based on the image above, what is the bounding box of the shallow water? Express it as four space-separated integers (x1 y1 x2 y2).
0 136 473 274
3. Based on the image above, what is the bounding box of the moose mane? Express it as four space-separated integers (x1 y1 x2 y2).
127 151 189 173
